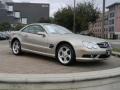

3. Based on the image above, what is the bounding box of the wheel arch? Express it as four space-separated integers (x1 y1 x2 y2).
11 38 20 48
55 41 76 58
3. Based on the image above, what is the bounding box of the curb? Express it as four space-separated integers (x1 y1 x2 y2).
0 67 120 83
112 51 120 57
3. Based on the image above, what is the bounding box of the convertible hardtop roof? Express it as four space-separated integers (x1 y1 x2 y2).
30 23 56 26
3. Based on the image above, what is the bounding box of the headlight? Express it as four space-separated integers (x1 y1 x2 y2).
82 41 98 49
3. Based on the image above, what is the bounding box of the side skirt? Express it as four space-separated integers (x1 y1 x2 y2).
21 48 55 58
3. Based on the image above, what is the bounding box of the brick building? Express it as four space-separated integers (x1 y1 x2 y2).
89 3 120 39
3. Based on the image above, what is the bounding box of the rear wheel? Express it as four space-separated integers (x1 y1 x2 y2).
56 44 76 65
12 40 22 55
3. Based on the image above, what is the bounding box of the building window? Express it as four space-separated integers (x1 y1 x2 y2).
21 18 27 24
14 12 20 18
109 26 114 32
41 4 49 8
109 12 115 18
109 19 114 25
7 13 14 16
111 19 114 24
105 21 108 25
105 28 108 32
7 5 13 12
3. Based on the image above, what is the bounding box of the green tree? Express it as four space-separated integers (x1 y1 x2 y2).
54 1 99 33
0 22 11 31
38 17 55 23
14 23 25 31
49 17 55 23
0 24 4 31
54 6 73 31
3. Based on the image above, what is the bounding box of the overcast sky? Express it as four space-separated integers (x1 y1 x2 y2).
12 0 120 17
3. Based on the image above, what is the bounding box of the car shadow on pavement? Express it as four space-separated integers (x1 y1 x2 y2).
20 52 59 63
75 61 106 67
20 52 107 67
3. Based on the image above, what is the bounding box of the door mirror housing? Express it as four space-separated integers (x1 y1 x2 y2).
37 32 46 37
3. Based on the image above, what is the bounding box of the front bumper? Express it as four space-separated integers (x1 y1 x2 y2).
75 47 112 61
76 56 110 61
76 58 108 61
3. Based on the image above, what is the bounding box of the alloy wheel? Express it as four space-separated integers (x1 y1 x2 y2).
58 46 72 64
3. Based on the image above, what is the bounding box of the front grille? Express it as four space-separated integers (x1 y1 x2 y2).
97 42 110 48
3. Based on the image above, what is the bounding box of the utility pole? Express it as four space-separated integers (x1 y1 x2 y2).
102 0 105 38
73 0 76 33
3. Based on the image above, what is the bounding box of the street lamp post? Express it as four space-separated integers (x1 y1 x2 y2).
73 0 76 33
102 0 105 38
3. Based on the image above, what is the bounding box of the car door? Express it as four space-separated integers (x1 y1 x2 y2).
21 25 50 54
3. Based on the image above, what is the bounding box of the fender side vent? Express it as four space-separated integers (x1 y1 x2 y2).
49 44 54 48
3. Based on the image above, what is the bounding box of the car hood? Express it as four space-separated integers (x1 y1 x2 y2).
52 34 106 43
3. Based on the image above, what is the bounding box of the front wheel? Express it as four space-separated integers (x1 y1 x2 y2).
56 44 76 65
12 40 22 55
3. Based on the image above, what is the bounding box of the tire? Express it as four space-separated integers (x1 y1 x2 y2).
12 39 22 55
56 43 76 65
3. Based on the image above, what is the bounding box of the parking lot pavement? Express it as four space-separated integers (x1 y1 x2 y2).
0 40 120 74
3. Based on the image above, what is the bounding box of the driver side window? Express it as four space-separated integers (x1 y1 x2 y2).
22 25 45 34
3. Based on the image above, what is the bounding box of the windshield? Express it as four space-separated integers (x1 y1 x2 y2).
44 24 72 34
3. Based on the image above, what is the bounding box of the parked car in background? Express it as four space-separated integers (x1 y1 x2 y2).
0 33 6 40
80 30 89 35
9 23 112 65
0 32 10 40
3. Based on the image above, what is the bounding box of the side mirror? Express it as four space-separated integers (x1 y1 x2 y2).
37 32 46 37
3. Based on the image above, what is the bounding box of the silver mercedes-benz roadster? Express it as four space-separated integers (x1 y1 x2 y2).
9 23 112 65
